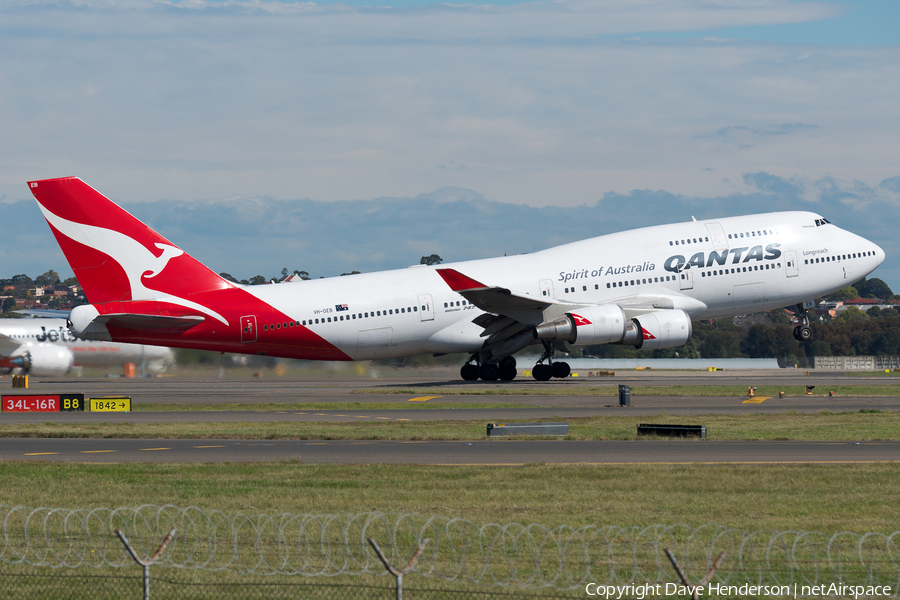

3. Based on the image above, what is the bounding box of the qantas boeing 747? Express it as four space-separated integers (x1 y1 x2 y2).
28 177 885 381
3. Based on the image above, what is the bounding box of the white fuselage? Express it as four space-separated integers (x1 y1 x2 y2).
236 211 884 360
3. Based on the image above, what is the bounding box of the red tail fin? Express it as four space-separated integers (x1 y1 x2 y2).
28 177 232 307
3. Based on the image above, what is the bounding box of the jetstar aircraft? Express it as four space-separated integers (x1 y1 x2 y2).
28 177 885 381
0 317 173 376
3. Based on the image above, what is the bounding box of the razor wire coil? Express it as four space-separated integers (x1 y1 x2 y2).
2 505 899 593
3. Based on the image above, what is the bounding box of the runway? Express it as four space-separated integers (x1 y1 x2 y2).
2 371 898 463
2 438 896 464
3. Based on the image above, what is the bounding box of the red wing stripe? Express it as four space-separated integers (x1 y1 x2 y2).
436 268 487 292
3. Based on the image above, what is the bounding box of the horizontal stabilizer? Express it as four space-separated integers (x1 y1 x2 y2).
97 313 205 330
15 309 71 319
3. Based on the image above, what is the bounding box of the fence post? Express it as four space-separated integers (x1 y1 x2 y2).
664 548 726 600
115 527 176 600
367 537 430 600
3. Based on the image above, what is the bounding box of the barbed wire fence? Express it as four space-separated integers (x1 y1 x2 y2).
1 505 899 598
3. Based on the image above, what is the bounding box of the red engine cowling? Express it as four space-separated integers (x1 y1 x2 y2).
534 306 691 350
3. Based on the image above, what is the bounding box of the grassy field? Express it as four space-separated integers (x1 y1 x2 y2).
1 461 896 533
1 410 897 440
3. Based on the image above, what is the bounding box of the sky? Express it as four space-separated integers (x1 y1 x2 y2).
0 0 898 289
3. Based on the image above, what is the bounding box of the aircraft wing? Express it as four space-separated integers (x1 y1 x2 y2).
437 268 708 326
436 268 562 325
0 332 23 356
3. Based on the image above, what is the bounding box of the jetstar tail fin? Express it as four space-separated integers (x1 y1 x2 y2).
28 177 233 307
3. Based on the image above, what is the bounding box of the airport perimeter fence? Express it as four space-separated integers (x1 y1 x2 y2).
2 505 900 599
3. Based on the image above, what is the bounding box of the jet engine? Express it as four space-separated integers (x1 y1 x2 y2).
534 306 692 350
8 345 75 376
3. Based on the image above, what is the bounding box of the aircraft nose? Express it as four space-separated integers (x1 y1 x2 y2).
874 242 886 267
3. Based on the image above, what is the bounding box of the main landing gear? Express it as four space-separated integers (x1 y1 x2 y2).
460 342 573 382
460 356 518 381
792 303 813 342
530 341 570 381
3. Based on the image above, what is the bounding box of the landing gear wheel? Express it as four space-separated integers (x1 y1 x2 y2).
798 325 812 342
461 364 480 380
551 362 571 379
532 364 552 381
792 326 800 340
499 366 517 381
479 364 500 381
500 356 517 370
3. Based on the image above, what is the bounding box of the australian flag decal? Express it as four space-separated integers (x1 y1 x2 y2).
335 304 349 312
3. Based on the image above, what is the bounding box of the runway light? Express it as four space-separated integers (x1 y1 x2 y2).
779 391 784 398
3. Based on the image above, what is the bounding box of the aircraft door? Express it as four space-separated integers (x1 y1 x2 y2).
706 222 728 251
240 315 257 343
679 268 694 290
539 279 555 299
785 251 799 277
417 294 434 321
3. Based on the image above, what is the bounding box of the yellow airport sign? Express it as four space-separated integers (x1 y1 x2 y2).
89 397 131 412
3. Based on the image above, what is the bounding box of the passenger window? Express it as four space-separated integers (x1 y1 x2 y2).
583 286 587 291
607 283 611 288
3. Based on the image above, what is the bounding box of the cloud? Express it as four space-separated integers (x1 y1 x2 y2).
0 0 895 210
742 171 805 200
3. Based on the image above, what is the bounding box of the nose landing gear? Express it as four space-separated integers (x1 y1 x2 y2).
792 303 813 342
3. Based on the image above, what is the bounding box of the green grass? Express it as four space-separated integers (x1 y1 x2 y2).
0 461 896 533
2 411 898 440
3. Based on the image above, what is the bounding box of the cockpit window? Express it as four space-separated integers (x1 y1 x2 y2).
815 218 832 226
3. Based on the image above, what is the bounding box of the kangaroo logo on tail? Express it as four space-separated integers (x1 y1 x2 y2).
35 201 229 326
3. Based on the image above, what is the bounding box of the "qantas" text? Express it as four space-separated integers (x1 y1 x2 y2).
664 244 781 272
